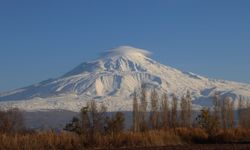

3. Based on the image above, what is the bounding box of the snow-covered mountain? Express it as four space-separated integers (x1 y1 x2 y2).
0 46 250 112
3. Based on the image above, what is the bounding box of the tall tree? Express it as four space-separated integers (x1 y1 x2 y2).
221 96 234 129
105 112 125 139
245 102 250 128
161 93 169 130
238 95 244 128
186 90 192 128
149 89 159 129
227 97 234 128
221 97 227 129
88 101 107 139
171 94 178 129
196 108 219 137
213 92 221 127
132 91 139 132
80 106 91 135
139 84 148 132
180 96 188 127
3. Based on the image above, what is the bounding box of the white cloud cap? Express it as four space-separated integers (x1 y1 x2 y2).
100 46 151 58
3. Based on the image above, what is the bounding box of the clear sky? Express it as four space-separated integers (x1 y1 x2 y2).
0 0 249 92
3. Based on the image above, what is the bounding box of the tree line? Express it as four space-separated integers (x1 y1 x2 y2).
63 85 250 140
132 87 192 132
1 86 250 148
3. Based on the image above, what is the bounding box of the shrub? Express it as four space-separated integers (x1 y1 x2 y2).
0 108 25 134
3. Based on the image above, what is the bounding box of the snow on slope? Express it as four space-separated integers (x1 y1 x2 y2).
0 46 250 112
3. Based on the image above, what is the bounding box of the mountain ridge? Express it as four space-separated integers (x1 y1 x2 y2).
0 46 250 111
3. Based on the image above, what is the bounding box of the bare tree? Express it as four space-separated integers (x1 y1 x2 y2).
171 94 178 129
138 85 148 132
227 98 234 128
161 93 169 130
220 96 234 129
238 97 250 128
80 106 91 134
179 91 192 128
213 92 221 127
132 91 139 132
186 91 192 128
65 101 107 140
180 96 188 127
238 95 244 128
87 101 107 142
65 107 90 134
0 108 25 134
196 108 219 137
105 112 125 138
221 97 227 129
241 102 250 129
149 89 159 129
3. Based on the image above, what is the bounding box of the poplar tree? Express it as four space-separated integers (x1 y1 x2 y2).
149 89 159 129
161 93 169 130
132 91 139 132
180 96 188 127
238 95 244 127
213 92 221 127
171 94 178 129
186 90 192 127
139 85 148 132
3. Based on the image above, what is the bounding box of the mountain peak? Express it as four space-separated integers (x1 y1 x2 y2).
1 46 250 112
100 46 151 58
62 46 152 77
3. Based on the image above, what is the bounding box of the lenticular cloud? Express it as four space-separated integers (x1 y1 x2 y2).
100 46 152 57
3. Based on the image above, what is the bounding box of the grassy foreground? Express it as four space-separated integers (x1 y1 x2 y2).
1 128 250 150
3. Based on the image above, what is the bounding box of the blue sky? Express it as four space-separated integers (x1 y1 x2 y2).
0 0 249 92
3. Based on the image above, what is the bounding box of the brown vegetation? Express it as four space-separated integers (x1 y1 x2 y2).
0 128 250 150
1 88 250 149
0 108 25 134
